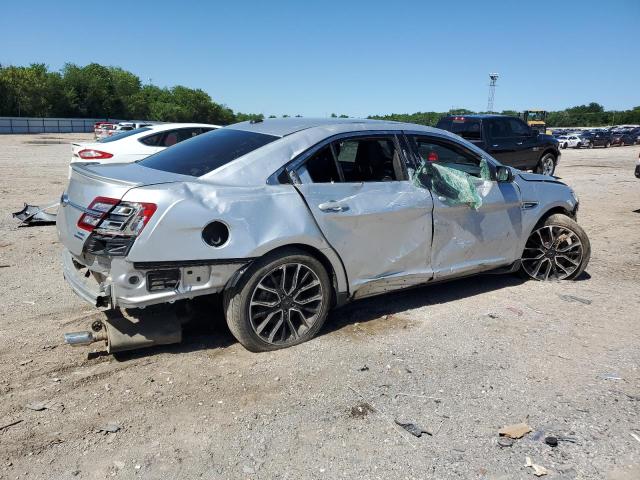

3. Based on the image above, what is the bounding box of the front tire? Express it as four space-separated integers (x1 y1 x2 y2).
520 214 590 281
535 153 556 176
224 248 332 352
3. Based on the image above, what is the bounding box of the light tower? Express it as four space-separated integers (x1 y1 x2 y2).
487 73 499 113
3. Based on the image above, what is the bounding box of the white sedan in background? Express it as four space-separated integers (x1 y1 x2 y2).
556 134 584 149
72 123 220 164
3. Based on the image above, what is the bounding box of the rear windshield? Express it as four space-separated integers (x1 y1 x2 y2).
436 118 482 140
139 128 279 177
98 127 152 143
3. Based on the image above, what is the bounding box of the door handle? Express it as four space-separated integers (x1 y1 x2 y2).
516 142 523 145
318 201 349 212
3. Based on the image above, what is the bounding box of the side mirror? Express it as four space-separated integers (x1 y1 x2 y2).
496 165 514 183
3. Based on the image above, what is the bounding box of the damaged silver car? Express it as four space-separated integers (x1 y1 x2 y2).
57 118 590 352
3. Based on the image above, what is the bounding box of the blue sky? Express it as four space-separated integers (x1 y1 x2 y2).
1 0 638 117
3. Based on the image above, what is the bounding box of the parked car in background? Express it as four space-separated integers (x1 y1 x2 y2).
611 130 636 146
95 123 117 140
436 114 561 175
581 130 612 148
93 122 114 139
71 123 219 165
635 151 640 179
57 118 589 353
556 135 585 149
113 122 153 133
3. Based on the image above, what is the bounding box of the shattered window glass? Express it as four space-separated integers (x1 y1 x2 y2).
409 137 492 210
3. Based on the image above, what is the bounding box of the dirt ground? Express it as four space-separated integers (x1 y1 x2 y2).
0 134 639 480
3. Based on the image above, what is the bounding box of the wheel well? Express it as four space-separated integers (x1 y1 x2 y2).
540 148 558 161
258 243 342 306
537 206 573 226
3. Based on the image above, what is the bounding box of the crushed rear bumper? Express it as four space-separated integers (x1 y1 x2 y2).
62 248 249 310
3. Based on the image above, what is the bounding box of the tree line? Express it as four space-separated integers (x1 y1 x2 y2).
0 63 262 124
1 63 638 127
369 103 640 127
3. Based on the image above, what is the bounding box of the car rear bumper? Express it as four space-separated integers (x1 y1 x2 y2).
62 248 248 310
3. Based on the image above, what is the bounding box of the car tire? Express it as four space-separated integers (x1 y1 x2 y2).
575 142 582 149
224 247 332 352
605 142 610 148
520 213 591 281
535 153 556 176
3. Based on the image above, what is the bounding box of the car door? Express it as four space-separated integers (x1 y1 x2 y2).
509 118 540 168
290 132 435 298
484 118 521 167
406 133 523 279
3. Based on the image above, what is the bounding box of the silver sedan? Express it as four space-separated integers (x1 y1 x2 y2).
57 118 590 352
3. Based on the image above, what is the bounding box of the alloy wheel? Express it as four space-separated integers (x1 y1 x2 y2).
541 156 555 176
249 263 324 345
521 225 584 280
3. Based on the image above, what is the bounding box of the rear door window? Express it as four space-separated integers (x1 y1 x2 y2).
438 118 483 140
98 127 152 143
139 128 279 177
297 136 404 184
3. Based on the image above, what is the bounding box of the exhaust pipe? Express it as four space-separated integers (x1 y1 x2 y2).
63 308 182 353
64 330 107 346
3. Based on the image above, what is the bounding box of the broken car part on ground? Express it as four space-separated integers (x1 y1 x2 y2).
56 118 590 353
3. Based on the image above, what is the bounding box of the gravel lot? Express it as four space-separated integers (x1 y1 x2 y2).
0 134 639 480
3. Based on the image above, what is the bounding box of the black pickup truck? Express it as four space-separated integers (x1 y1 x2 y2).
436 114 561 176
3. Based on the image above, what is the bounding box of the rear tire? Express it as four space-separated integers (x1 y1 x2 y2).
535 153 556 176
520 214 590 281
224 248 332 352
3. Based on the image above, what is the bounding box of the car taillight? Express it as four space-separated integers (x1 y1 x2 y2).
77 197 119 231
78 149 113 159
78 197 157 236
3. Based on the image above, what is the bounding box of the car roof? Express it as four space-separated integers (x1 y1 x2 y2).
226 117 436 137
440 114 507 120
147 123 221 132
205 118 486 186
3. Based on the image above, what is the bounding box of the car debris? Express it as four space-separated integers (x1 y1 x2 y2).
525 457 549 476
394 419 432 437
0 419 23 431
497 436 515 448
25 400 64 412
12 202 58 225
498 422 532 439
558 294 592 305
96 422 121 434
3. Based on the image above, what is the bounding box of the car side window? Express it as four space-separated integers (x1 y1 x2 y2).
411 137 483 177
298 136 404 184
302 145 342 183
139 132 163 146
488 118 512 138
409 136 491 209
509 119 530 136
334 137 402 182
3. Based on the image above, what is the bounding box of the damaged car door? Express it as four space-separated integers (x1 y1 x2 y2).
406 134 523 279
290 133 434 298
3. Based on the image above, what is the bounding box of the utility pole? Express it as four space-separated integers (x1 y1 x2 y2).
487 73 499 113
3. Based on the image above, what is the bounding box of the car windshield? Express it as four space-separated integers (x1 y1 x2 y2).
98 127 152 143
139 128 279 177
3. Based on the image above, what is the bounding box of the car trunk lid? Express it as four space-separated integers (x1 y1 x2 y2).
57 163 190 256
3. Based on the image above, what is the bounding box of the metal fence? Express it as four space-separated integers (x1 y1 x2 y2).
0 117 125 134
